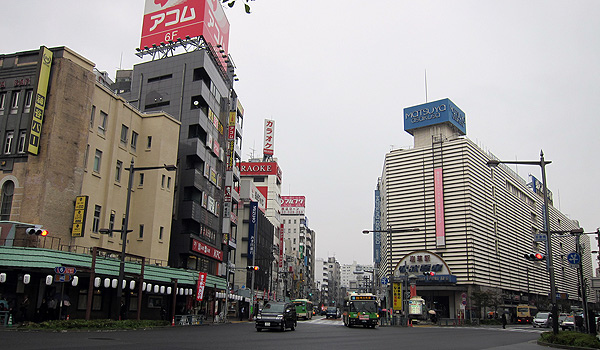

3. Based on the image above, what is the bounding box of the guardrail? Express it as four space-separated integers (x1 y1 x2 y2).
174 314 204 326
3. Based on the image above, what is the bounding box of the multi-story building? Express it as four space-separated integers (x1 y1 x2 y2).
341 262 374 293
0 46 190 321
314 258 328 307
281 195 315 300
116 40 245 319
375 98 591 319
326 257 342 307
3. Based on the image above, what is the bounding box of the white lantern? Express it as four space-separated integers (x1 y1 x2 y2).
146 283 152 293
71 276 79 287
104 278 111 288
45 275 53 286
187 288 192 296
0 273 6 283
153 285 159 293
122 280 127 289
178 288 183 295
23 274 31 285
129 280 136 290
94 277 101 288
167 287 172 295
111 279 118 288
160 286 165 294
143 282 147 290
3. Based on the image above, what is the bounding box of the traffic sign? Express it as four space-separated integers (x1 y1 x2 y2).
54 266 76 275
567 252 581 267
381 277 389 285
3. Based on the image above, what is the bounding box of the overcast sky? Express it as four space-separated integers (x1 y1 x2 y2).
3 0 599 267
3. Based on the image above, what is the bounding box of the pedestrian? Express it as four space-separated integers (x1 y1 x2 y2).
501 312 507 329
19 295 30 322
120 300 127 320
240 306 245 321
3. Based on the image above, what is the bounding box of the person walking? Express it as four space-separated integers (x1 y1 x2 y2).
501 312 507 329
239 306 245 321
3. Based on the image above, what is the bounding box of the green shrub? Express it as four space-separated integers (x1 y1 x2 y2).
20 319 170 331
540 331 600 349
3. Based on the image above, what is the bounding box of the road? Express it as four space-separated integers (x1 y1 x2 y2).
1 317 548 350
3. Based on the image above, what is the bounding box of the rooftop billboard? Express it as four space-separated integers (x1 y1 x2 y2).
140 0 230 63
403 98 466 136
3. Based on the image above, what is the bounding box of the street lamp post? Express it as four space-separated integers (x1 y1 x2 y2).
363 227 419 321
487 150 558 334
113 159 176 320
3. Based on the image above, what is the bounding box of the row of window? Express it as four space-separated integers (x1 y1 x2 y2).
0 90 33 116
84 145 172 188
90 203 165 240
90 105 151 151
3 130 28 155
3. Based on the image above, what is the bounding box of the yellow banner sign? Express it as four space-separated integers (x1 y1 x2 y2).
393 282 403 311
28 47 53 155
71 195 88 237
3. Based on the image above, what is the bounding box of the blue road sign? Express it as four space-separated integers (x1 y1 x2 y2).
381 277 389 285
567 252 581 266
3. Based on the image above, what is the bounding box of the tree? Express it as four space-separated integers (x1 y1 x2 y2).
471 290 502 319
222 0 255 14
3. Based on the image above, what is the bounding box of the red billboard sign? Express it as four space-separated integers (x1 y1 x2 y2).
140 0 230 62
192 239 223 261
281 196 305 215
239 162 282 182
196 272 207 301
263 119 275 156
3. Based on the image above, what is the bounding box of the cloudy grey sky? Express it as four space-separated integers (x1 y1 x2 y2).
3 1 599 266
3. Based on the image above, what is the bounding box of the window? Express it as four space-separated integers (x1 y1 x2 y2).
23 90 33 113
92 205 101 233
4 132 14 154
139 224 144 239
115 160 123 183
0 181 15 221
159 226 164 240
84 145 90 170
10 91 20 114
120 125 129 145
108 210 115 238
167 177 171 189
89 106 96 129
17 130 26 153
98 111 108 135
147 136 152 149
139 173 144 186
131 131 138 150
93 149 102 173
0 92 6 113
161 174 166 188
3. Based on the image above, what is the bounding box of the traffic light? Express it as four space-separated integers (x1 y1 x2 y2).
26 226 48 236
524 253 546 261
246 266 259 271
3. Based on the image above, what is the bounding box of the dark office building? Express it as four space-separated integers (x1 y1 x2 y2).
116 46 243 282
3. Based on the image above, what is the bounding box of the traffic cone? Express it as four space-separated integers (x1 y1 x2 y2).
7 314 13 327
171 317 175 327
66 314 70 320
409 319 413 327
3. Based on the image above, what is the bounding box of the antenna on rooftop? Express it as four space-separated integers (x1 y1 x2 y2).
425 69 428 103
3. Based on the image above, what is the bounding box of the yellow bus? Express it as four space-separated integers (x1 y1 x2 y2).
516 304 538 324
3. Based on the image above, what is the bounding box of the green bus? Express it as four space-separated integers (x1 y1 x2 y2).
292 299 313 320
342 293 380 328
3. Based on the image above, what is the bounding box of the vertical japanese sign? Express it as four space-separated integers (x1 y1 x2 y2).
393 282 402 311
28 46 53 155
71 195 88 237
248 201 258 260
434 167 446 247
373 188 381 264
279 224 284 268
196 272 207 301
263 119 274 156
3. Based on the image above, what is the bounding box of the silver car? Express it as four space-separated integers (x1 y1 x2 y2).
533 312 551 328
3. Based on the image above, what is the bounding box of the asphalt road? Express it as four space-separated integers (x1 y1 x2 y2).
1 317 547 350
